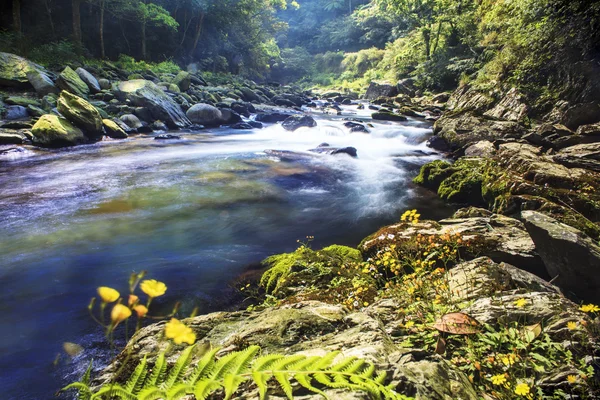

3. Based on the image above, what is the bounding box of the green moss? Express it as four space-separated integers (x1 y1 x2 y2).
260 247 314 294
320 245 362 263
413 159 453 189
5 96 41 107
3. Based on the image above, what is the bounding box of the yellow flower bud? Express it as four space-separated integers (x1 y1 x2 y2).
97 287 120 303
133 305 148 318
110 304 131 325
128 294 139 306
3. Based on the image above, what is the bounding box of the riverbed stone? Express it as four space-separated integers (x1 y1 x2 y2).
26 69 58 96
31 114 85 147
364 81 398 100
115 79 191 128
0 132 25 145
102 119 128 139
57 91 103 138
5 105 28 120
282 114 317 131
186 103 222 126
57 66 90 98
119 114 142 129
75 67 101 93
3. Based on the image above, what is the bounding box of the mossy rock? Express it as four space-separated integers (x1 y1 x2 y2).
31 114 86 147
57 66 90 98
413 160 454 189
5 96 41 107
57 91 103 138
102 119 127 139
437 158 488 205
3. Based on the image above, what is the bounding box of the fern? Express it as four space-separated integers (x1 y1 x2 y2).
60 345 413 400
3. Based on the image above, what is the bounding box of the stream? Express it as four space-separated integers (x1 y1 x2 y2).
0 105 453 399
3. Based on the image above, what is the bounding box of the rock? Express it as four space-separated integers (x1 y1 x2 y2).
154 134 181 140
239 87 261 103
27 105 45 117
426 136 450 152
431 92 450 104
371 112 408 122
98 78 111 90
231 122 254 129
41 94 58 111
282 114 317 131
553 143 600 172
120 114 142 129
150 120 168 131
1 121 32 129
57 66 90 98
115 80 191 128
483 87 529 122
361 211 544 275
172 71 191 92
57 91 103 138
522 210 600 302
102 119 128 139
94 300 477 400
321 91 341 98
186 103 222 126
343 121 369 133
0 52 48 88
396 78 416 97
255 112 294 123
75 67 101 93
231 102 250 117
464 140 496 157
0 133 25 144
364 81 398 100
31 114 86 147
446 85 494 113
4 105 28 120
576 123 600 137
218 108 242 124
309 146 358 157
25 69 58 96
273 98 296 107
133 107 153 122
247 120 263 129
5 96 41 107
558 102 600 130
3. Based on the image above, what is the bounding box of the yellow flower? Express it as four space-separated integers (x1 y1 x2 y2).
111 304 131 325
514 298 527 308
514 383 530 396
490 374 507 385
97 287 120 303
133 305 148 318
567 375 578 384
128 294 139 306
567 321 577 330
164 318 196 345
405 321 415 329
579 304 600 313
140 279 167 298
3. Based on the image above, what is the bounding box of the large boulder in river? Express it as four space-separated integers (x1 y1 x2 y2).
281 114 317 131
0 52 57 95
119 114 142 129
186 103 222 126
115 80 191 128
57 66 90 98
31 114 86 147
102 119 127 139
522 210 600 302
26 69 58 96
57 91 103 138
75 67 101 93
371 111 408 122
364 81 398 100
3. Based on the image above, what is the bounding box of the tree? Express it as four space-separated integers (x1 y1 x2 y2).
12 0 21 34
72 0 82 45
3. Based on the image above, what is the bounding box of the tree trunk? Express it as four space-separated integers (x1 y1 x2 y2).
141 20 147 60
99 0 105 58
422 25 431 60
12 0 21 34
432 21 443 55
189 12 205 58
44 0 56 38
72 0 82 46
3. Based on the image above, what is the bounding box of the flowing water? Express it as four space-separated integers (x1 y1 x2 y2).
0 105 452 399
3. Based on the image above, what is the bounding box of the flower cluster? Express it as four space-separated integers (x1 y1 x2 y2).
400 209 420 224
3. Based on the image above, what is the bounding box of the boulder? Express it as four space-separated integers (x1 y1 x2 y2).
5 96 40 107
396 78 416 97
255 112 294 123
0 52 49 88
309 145 358 157
98 78 111 90
75 67 101 93
172 71 191 92
154 134 181 140
364 81 398 100
464 140 496 157
522 211 600 302
576 123 600 137
343 121 369 133
102 119 128 139
0 132 25 145
426 136 450 152
281 114 317 131
239 87 261 103
558 102 600 130
25 69 58 96
133 107 153 122
446 85 494 113
115 80 191 128
31 114 86 147
553 143 600 172
4 105 28 120
371 111 408 122
57 91 103 138
119 114 142 129
218 108 242 124
230 122 254 130
150 120 168 131
57 66 90 98
483 87 529 122
186 103 222 126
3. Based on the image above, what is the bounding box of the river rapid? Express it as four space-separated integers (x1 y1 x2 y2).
0 105 452 399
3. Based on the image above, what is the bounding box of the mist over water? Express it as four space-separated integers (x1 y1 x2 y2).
0 108 452 399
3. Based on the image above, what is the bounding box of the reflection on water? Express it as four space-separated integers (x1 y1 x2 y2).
0 106 452 399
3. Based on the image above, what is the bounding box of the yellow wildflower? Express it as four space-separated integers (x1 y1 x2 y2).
140 279 167 298
567 321 577 330
128 294 139 306
567 375 578 384
404 321 415 329
110 304 131 326
514 298 527 308
133 305 148 318
514 383 530 396
164 318 196 345
97 287 120 303
490 374 507 385
579 304 600 313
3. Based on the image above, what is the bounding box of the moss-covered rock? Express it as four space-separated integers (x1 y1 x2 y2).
57 91 103 138
371 111 408 122
413 159 453 189
5 96 41 107
57 66 90 98
31 114 86 147
102 119 127 139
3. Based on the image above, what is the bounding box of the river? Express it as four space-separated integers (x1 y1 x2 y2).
0 105 452 399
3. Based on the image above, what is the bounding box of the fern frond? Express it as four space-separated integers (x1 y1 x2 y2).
60 382 92 400
82 360 94 385
90 384 136 400
137 386 167 400
166 383 194 400
186 346 220 384
125 355 148 394
144 352 167 388
210 345 259 381
193 379 221 400
163 345 195 390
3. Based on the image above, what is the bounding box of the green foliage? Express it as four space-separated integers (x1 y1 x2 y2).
115 55 181 75
61 345 410 400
